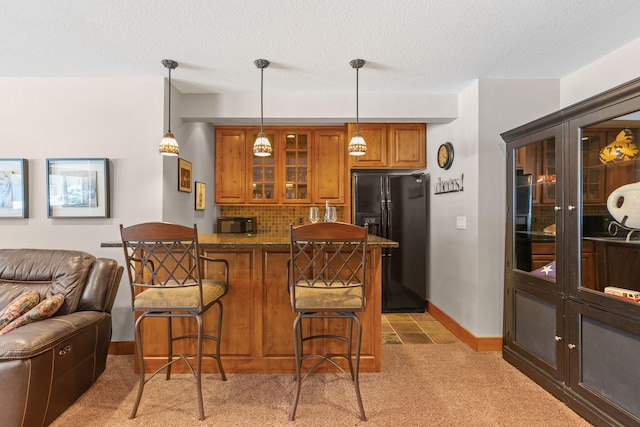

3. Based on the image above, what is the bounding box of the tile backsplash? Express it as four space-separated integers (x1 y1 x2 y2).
219 205 346 234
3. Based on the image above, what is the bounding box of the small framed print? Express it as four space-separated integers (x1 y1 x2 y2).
0 158 28 218
46 158 110 218
178 158 192 192
195 181 206 210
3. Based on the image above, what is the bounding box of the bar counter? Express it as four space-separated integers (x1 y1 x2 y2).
105 232 397 374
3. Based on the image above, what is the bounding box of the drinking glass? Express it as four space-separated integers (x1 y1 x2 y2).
328 206 337 222
309 207 319 224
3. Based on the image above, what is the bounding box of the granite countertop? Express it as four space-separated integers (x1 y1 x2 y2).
102 232 399 249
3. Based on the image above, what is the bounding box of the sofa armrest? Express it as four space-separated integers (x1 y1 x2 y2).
0 311 108 360
77 259 123 313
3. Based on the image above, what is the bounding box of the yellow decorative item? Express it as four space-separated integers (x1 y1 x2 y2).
599 129 639 164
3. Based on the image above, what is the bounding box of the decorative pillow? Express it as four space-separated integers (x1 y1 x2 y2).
0 294 64 336
0 291 40 330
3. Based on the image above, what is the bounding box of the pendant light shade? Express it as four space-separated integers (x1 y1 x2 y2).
159 59 179 156
599 128 639 164
348 59 367 156
254 59 272 157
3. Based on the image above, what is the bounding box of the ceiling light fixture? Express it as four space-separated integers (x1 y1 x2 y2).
348 59 367 156
159 59 179 156
599 128 639 164
253 59 272 157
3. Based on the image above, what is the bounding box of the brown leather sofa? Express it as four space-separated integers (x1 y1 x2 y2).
0 249 123 427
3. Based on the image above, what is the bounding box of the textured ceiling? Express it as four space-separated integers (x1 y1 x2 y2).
2 0 640 95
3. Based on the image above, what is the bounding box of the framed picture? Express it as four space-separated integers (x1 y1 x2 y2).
178 158 192 192
46 158 110 218
0 158 28 218
195 181 206 210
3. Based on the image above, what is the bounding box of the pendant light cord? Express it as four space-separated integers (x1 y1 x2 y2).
355 66 359 133
260 67 264 132
167 66 172 133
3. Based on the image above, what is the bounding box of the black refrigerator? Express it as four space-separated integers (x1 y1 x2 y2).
352 171 429 312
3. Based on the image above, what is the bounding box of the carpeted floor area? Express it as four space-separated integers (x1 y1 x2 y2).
51 343 592 426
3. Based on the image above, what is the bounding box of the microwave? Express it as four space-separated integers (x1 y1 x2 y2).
217 217 256 234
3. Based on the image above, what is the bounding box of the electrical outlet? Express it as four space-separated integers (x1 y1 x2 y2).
298 217 303 224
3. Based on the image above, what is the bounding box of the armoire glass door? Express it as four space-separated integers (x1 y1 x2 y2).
577 111 640 305
512 127 563 292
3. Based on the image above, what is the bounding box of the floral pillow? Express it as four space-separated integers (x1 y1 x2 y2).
0 294 65 336
0 291 40 330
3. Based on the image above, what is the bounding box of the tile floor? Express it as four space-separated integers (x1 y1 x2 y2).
382 312 458 344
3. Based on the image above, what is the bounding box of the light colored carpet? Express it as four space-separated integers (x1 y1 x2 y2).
51 343 591 426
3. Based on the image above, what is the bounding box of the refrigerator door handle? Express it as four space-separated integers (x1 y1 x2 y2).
381 198 388 238
386 200 392 239
385 178 392 240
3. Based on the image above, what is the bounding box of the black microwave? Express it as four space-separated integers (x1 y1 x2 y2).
217 217 256 234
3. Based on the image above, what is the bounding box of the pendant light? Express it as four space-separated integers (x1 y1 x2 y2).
348 59 367 156
159 59 179 156
253 59 272 157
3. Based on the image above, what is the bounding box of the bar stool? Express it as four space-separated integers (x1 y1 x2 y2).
287 221 368 421
120 222 228 420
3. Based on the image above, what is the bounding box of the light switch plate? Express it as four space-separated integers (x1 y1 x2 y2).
456 216 467 230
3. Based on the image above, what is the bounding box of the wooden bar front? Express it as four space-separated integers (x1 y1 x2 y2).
129 233 395 374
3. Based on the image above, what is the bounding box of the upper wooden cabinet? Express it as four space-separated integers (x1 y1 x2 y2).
214 128 246 204
347 123 388 168
348 123 426 169
214 126 347 205
313 128 346 204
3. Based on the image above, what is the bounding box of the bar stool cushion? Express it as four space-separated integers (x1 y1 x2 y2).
291 281 364 310
133 280 227 310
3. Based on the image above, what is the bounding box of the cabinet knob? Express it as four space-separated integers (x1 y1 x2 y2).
554 336 562 341
568 343 576 350
567 205 576 211
554 206 562 211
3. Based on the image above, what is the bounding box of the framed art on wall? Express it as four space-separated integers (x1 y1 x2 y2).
178 158 192 192
46 158 110 218
195 181 206 210
0 158 29 218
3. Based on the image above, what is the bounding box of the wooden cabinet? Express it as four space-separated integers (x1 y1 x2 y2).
348 123 426 169
388 123 427 168
214 128 246 204
247 128 279 203
347 123 388 168
245 127 311 204
135 243 383 374
215 123 426 206
313 128 346 204
215 126 346 205
503 79 640 426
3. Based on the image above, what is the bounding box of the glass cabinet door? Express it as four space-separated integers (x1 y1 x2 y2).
283 131 310 203
250 131 277 203
510 126 563 292
574 110 640 310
